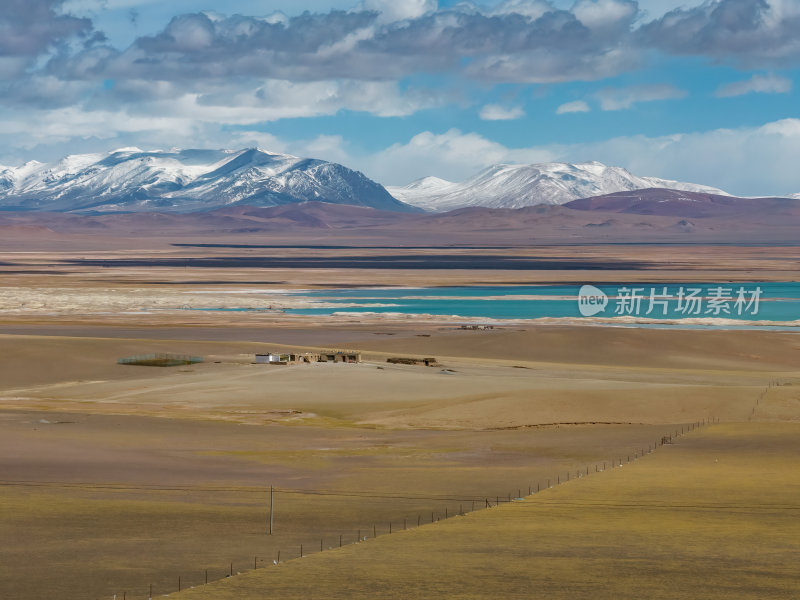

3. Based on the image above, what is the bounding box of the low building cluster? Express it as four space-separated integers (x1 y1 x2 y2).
386 357 439 367
255 350 361 365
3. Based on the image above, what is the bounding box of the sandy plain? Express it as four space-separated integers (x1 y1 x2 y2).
0 239 798 600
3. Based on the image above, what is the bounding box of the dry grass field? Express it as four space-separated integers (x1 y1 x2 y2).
172 422 800 600
0 410 677 600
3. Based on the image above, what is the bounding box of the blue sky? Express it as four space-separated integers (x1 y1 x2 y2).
1 0 799 195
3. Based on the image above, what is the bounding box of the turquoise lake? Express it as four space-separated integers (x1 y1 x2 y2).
284 282 800 326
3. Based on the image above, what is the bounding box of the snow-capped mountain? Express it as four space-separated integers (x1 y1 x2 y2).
0 148 417 213
387 161 729 212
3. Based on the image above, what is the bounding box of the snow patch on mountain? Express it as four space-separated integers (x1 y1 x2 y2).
0 148 416 213
388 161 729 212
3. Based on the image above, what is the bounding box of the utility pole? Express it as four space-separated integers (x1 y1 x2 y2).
269 485 274 535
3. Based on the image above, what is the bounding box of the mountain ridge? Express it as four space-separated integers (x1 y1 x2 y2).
2 149 793 217
388 161 730 211
0 148 417 214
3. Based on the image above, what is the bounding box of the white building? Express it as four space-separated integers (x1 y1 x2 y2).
255 353 282 364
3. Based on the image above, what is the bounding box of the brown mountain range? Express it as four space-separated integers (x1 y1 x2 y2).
1 189 798 249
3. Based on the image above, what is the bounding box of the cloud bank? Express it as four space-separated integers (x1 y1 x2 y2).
3 0 798 100
715 73 792 97
595 84 688 110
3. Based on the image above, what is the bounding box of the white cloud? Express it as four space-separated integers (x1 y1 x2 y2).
556 100 591 114
293 134 354 167
0 106 196 146
1 78 443 142
360 0 437 22
573 0 638 30
350 129 557 184
464 47 640 84
221 130 288 154
226 131 355 167
489 0 553 20
715 73 793 97
479 104 525 120
163 13 215 50
242 80 444 119
634 0 699 20
641 0 800 67
595 83 687 110
573 119 800 196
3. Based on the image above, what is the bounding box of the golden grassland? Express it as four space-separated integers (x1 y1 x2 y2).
171 422 800 600
0 409 679 600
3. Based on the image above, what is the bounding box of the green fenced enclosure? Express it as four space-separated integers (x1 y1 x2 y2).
117 353 203 367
